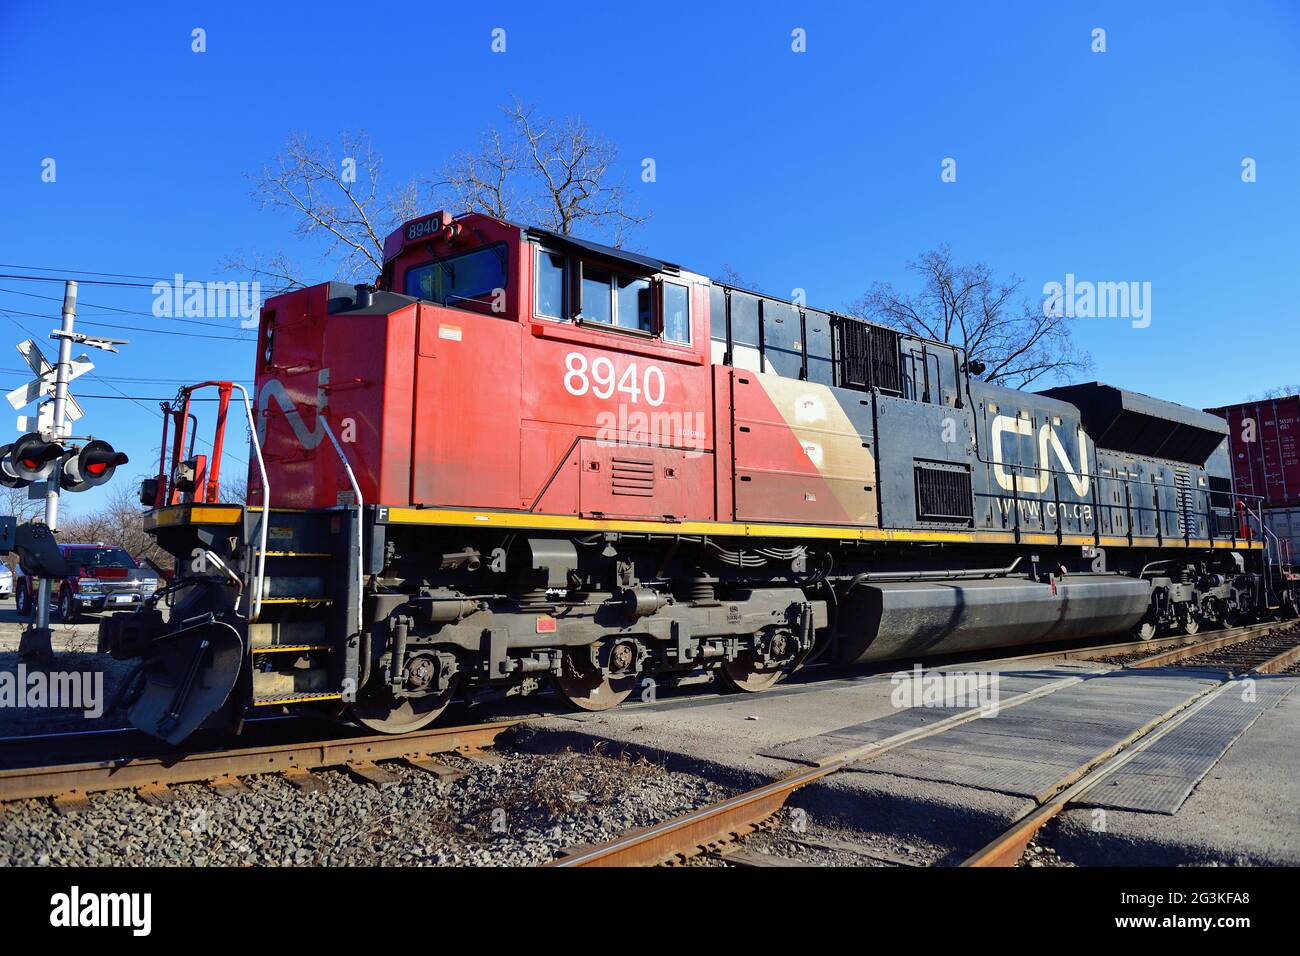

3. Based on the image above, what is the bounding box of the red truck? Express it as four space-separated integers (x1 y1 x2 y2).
15 543 162 623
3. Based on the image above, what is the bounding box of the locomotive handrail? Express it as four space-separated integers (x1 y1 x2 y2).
162 380 270 622
320 417 364 642
970 455 1265 551
229 383 269 622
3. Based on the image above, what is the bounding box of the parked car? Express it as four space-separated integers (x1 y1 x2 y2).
15 544 162 623
0 564 12 600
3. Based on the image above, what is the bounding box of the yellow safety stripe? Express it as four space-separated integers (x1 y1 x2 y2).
143 501 1264 551
252 693 344 706
250 644 332 654
144 504 243 529
379 506 1264 550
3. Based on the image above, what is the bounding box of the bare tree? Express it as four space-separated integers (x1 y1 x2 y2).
850 245 1091 389
1246 384 1300 401
229 101 648 286
59 482 166 568
714 264 764 293
436 98 648 245
224 129 421 286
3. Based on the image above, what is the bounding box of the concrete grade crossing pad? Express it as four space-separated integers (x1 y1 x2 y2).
525 657 1300 864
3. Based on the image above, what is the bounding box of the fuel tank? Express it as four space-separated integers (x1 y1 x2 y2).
835 573 1151 665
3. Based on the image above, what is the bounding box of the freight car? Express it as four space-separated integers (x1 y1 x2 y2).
100 211 1293 742
1207 395 1300 509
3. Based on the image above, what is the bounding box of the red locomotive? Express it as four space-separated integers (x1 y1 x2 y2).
102 211 1290 742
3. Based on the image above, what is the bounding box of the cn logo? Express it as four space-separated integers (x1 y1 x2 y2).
990 414 1090 496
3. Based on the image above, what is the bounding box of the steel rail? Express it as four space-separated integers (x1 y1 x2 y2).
1125 621 1284 668
546 619 1297 867
0 719 519 804
546 673 1089 867
990 620 1283 668
1255 640 1300 674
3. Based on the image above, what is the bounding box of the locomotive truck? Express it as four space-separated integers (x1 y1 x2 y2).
99 211 1293 742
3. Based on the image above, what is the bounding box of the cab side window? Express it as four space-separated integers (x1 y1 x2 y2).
615 276 652 332
662 282 691 344
533 245 689 345
581 266 614 325
536 249 567 319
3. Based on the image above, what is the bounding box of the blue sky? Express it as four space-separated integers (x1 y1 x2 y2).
1 1 1298 515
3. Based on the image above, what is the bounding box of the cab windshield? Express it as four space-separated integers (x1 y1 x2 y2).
404 243 507 307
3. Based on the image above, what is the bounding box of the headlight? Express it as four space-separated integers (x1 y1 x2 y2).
76 582 102 593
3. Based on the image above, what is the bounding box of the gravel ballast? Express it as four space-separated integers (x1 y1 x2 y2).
2 738 734 867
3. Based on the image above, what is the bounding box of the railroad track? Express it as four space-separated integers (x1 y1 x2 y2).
546 619 1300 867
962 622 1300 866
0 719 519 812
3 620 1295 853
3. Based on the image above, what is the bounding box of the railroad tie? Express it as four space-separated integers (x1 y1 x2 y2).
135 781 179 805
344 760 402 787
206 774 251 796
279 766 328 793
51 790 92 815
402 755 466 783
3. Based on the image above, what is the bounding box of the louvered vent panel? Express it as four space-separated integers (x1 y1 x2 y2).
836 320 902 394
915 464 974 523
1174 470 1198 535
611 457 655 497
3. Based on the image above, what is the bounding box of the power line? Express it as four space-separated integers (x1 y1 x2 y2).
0 367 253 384
0 307 255 341
70 394 227 401
0 269 296 294
0 262 202 282
0 286 263 331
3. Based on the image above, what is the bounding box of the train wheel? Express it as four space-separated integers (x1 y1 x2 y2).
352 679 457 734
553 643 637 712
1181 611 1201 636
1133 618 1158 641
717 628 804 692
717 652 786 692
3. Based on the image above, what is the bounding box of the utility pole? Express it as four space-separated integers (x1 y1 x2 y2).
20 281 77 662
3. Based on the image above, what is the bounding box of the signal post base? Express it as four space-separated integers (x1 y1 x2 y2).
17 626 53 666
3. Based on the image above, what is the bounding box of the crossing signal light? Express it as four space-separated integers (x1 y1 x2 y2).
8 433 65 483
0 444 29 489
59 440 128 492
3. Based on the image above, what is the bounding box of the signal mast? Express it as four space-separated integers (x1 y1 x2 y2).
1 281 129 661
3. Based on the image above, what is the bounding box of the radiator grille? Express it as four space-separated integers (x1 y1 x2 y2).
837 320 901 394
1174 470 1198 536
915 463 974 523
611 457 655 497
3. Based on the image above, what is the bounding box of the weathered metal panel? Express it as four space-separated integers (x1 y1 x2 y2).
804 309 834 386
1207 396 1300 508
731 370 877 525
760 299 803 379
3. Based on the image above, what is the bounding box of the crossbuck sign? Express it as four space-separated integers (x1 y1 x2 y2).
5 339 92 438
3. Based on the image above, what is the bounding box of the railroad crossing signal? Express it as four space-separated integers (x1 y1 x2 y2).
0 433 128 491
5 339 91 437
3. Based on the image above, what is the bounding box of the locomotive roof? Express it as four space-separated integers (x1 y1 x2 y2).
520 223 682 276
